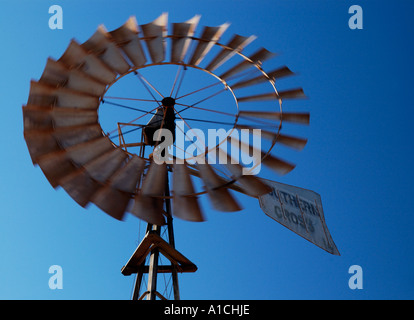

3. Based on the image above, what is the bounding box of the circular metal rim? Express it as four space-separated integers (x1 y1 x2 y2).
99 61 240 164
98 35 283 173
92 35 284 198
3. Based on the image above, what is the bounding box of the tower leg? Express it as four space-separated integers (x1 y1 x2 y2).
132 263 144 300
146 224 161 300
131 172 182 300
166 216 180 300
165 179 180 300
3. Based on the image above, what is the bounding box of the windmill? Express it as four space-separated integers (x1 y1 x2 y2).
23 13 339 300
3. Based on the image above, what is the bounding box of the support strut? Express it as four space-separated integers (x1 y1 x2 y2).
122 171 197 300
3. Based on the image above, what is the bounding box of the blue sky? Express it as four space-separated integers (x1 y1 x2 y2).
0 0 413 300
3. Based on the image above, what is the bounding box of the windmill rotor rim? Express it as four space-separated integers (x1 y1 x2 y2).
23 13 308 224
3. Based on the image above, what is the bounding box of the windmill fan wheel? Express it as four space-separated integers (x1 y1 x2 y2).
23 13 310 225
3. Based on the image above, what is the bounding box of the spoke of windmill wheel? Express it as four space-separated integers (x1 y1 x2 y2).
174 102 236 118
181 117 236 126
174 65 187 99
174 108 206 152
109 126 143 140
103 68 258 106
103 102 288 142
178 88 226 110
173 140 195 160
174 109 236 179
175 102 283 128
174 68 258 102
174 81 221 101
103 99 285 139
109 115 236 141
104 96 161 103
106 105 160 136
170 65 183 97
174 107 223 166
172 125 209 174
102 100 159 114
102 98 238 127
133 71 164 103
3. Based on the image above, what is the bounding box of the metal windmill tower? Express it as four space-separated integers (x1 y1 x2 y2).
23 13 339 300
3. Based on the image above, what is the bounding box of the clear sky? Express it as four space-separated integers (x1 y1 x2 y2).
0 0 413 300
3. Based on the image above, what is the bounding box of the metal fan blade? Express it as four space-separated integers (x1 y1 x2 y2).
219 47 276 80
129 159 166 225
109 16 147 67
234 174 272 197
35 137 113 187
65 136 114 166
187 165 247 196
141 161 167 197
188 22 230 65
109 155 145 193
52 124 103 148
228 136 295 175
172 163 204 222
261 153 296 175
171 15 200 63
85 149 132 220
24 130 60 164
237 88 306 102
267 66 295 80
53 109 99 128
28 81 99 109
92 186 131 220
58 39 116 84
59 169 101 207
141 13 168 63
84 148 128 183
82 24 130 74
216 148 271 197
205 34 256 72
40 58 106 96
273 133 307 150
34 149 75 187
239 110 310 125
23 106 98 131
231 66 294 90
130 195 166 225
23 105 54 131
24 124 102 164
196 163 242 212
235 124 308 150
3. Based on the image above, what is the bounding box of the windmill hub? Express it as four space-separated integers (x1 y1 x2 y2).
162 97 176 108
